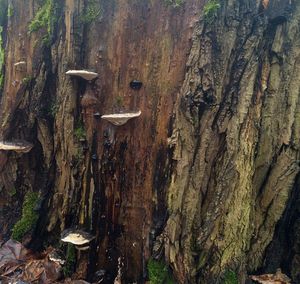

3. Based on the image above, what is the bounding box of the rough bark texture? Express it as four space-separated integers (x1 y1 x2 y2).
0 0 299 283
164 0 300 283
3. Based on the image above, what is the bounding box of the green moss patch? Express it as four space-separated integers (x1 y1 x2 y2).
63 243 76 277
223 270 239 284
7 3 13 17
74 121 86 140
28 0 59 45
11 192 39 241
204 0 221 23
80 0 102 24
22 76 34 85
147 258 175 284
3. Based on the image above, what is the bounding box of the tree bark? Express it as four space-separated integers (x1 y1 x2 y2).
0 0 299 283
164 0 300 282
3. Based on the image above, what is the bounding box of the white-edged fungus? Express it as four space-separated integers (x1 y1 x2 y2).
0 140 33 153
61 229 95 246
75 245 90 251
101 111 141 126
66 70 98 81
14 61 26 67
93 112 101 118
48 250 66 265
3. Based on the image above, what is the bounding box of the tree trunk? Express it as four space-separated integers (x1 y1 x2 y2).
0 0 299 283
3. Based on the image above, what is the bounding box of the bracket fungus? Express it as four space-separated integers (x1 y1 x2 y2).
101 110 141 126
75 245 90 251
129 80 143 90
48 250 66 265
66 70 98 81
14 61 26 67
61 229 95 250
0 140 33 153
93 112 101 118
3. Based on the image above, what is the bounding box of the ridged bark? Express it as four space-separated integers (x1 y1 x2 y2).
0 0 299 283
164 0 300 283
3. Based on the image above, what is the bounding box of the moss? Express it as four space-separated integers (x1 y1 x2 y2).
63 243 76 277
147 258 175 284
223 270 239 284
164 0 184 8
0 74 3 90
22 76 34 85
203 0 220 23
28 0 59 45
11 192 39 241
74 122 86 140
7 3 13 17
80 0 102 24
49 100 59 117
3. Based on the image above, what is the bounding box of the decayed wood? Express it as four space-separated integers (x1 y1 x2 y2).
0 0 299 283
0 0 199 282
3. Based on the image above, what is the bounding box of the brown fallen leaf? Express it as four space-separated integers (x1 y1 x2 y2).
23 260 47 282
0 239 30 263
1 263 23 277
63 279 90 284
250 269 291 284
0 241 95 284
0 239 31 277
0 241 63 284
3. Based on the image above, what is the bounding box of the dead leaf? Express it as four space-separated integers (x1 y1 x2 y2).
0 241 62 283
63 279 90 284
250 269 291 284
23 260 46 282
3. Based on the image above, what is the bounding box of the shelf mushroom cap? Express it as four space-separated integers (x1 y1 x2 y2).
66 70 98 81
61 229 95 245
48 250 66 265
101 110 141 126
14 61 26 67
93 112 101 118
75 245 90 251
0 140 33 153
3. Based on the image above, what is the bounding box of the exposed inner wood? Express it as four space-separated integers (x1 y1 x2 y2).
0 0 299 283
